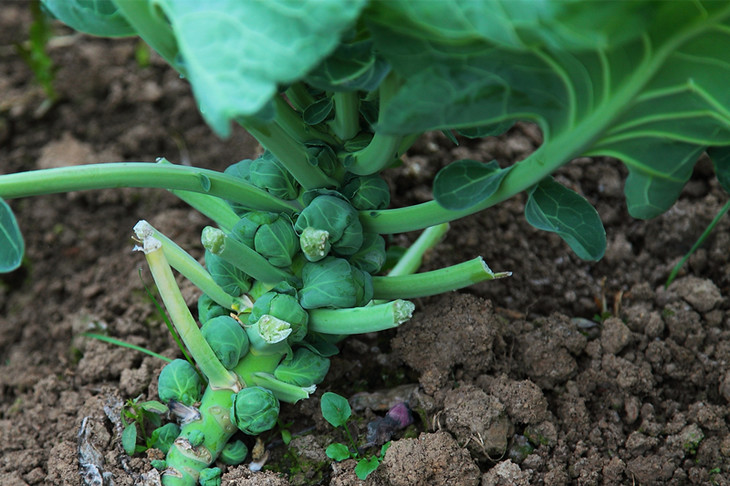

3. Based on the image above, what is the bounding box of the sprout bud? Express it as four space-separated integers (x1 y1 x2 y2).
149 423 180 454
201 315 249 369
219 439 249 465
231 387 280 435
186 429 205 447
299 257 373 309
248 290 309 344
157 359 202 406
199 467 222 486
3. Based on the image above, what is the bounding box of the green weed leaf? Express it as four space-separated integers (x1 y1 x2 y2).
122 423 138 456
139 400 169 415
525 177 606 261
42 0 135 37
433 160 511 210
0 198 24 273
320 392 351 428
325 442 351 461
152 0 367 136
367 2 730 220
355 456 381 480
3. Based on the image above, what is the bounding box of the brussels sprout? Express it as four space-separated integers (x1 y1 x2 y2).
250 151 299 200
340 173 390 210
224 159 253 181
186 429 205 447
274 347 330 387
294 195 363 260
223 159 253 215
348 232 386 274
197 293 230 324
231 211 299 268
299 257 373 309
199 467 222 486
248 291 308 344
201 315 249 369
204 249 251 295
231 386 280 435
304 142 338 177
149 422 180 454
158 359 202 406
219 439 249 465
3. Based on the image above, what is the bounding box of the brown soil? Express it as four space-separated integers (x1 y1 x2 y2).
2 5 730 485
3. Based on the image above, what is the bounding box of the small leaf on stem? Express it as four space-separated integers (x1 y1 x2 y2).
320 392 351 428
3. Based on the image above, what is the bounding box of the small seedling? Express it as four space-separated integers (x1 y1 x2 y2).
120 396 169 455
321 392 389 480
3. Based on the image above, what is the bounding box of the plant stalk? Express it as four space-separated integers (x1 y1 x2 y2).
371 257 510 300
0 162 299 214
136 234 239 391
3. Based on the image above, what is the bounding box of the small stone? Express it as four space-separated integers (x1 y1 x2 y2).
601 318 632 354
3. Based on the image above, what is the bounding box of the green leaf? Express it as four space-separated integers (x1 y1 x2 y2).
274 348 330 387
0 198 24 273
303 98 334 126
152 0 367 136
355 456 381 480
708 146 730 194
367 2 730 220
139 400 169 415
320 392 351 428
122 423 138 456
306 39 390 92
42 0 136 37
525 177 606 261
325 442 351 461
433 160 511 210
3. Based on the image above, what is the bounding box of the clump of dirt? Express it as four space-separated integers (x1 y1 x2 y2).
2 4 730 486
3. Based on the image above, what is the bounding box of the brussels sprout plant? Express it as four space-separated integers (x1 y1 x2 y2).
2 1 730 485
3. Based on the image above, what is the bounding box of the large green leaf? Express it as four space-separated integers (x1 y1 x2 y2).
433 160 511 211
525 177 606 261
709 146 730 194
367 1 730 220
42 0 136 37
152 0 367 137
0 198 24 273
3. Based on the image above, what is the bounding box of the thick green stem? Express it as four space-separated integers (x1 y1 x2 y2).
162 387 237 486
329 91 360 141
169 189 241 233
233 349 312 403
0 162 299 214
135 221 252 312
388 223 449 277
371 257 510 300
345 73 402 175
241 118 337 190
273 95 338 146
308 299 415 334
136 235 239 391
285 83 316 112
201 226 293 286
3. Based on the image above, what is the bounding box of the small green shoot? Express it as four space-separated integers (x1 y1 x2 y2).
120 396 169 455
321 392 388 480
15 0 58 104
81 332 172 363
665 199 730 287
